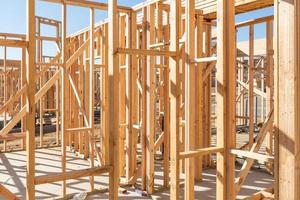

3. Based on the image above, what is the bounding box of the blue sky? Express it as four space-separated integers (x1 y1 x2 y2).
0 0 273 60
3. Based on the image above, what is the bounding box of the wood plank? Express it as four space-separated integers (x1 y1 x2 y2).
275 0 300 199
180 147 224 160
26 0 36 199
216 0 236 199
169 0 181 199
231 149 274 163
89 7 95 192
35 166 112 185
108 0 120 199
195 14 204 181
184 0 196 199
146 4 155 194
0 39 28 48
61 2 67 196
249 24 254 147
117 48 176 57
40 0 132 12
0 184 20 200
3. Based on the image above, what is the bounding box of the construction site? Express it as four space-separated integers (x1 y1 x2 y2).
0 0 298 199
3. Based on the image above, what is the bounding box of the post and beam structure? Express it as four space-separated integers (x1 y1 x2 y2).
3 0 299 199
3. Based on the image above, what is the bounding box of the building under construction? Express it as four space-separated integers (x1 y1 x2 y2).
0 0 299 199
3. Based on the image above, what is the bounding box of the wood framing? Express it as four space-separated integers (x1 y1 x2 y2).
216 0 236 199
2 0 300 199
275 0 300 199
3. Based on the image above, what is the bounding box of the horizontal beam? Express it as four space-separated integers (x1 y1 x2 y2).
0 132 26 140
66 127 91 133
0 32 26 39
0 39 27 48
192 56 217 63
40 0 132 13
117 48 176 57
35 165 112 185
236 15 273 28
231 149 274 163
179 147 224 160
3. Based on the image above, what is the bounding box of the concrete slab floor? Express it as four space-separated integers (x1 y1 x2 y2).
0 147 273 200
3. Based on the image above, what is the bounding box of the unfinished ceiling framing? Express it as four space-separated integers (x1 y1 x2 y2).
0 0 299 199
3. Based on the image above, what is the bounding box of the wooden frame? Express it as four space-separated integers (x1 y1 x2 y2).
1 0 300 199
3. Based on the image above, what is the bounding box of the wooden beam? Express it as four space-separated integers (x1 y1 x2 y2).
61 2 67 196
216 0 236 199
235 110 274 193
169 0 181 199
0 184 20 200
0 39 28 48
89 8 95 191
26 0 36 199
195 14 204 181
41 0 132 13
249 24 254 147
108 0 120 199
231 149 274 163
184 0 196 199
35 166 112 185
141 7 147 191
117 48 176 57
146 4 155 194
180 147 224 160
275 0 300 199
